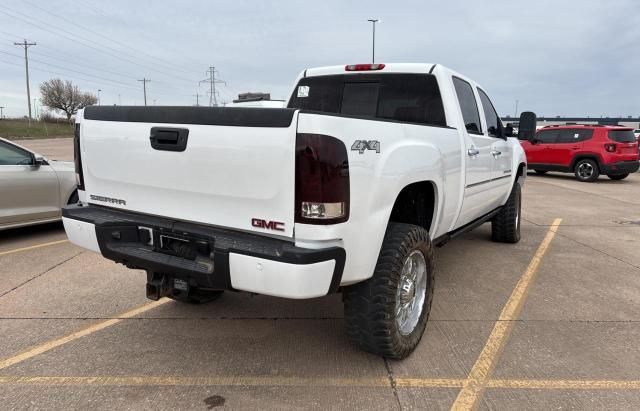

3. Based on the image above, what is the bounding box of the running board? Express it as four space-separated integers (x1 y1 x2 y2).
433 207 501 247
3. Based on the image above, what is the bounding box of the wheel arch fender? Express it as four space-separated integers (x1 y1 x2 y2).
570 153 604 170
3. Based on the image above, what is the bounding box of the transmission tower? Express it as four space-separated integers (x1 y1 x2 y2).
200 66 225 107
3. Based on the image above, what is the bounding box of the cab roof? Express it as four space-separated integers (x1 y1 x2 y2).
304 63 438 77
541 124 632 130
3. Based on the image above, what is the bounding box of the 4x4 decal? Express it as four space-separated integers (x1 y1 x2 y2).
351 140 380 154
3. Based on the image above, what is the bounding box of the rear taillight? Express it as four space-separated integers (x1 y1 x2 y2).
295 133 349 224
604 143 616 153
345 63 385 71
73 122 85 190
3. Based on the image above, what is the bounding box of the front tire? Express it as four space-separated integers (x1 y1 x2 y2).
492 182 521 243
607 173 629 181
574 159 599 182
343 223 434 359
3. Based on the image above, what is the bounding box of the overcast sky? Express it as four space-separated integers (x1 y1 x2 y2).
0 0 638 118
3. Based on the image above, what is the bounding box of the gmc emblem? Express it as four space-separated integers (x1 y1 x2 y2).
251 218 285 232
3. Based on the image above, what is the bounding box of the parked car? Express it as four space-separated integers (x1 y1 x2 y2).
520 125 639 182
0 137 77 230
63 63 536 358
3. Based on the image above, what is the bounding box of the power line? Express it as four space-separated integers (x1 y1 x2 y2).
138 78 151 106
22 0 197 78
0 57 139 92
0 7 197 85
13 39 36 125
0 51 191 100
0 49 136 89
73 0 202 71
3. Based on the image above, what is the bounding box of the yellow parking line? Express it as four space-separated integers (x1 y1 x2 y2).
0 239 69 257
451 218 562 411
0 375 393 387
0 375 464 388
0 298 170 371
1 376 639 390
487 379 640 390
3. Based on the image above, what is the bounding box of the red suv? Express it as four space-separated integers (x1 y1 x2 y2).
520 125 639 182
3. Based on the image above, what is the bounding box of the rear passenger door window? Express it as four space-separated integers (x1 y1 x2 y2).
536 129 560 144
557 129 582 144
453 77 482 134
477 88 501 138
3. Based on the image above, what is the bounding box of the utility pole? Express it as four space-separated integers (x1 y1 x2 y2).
98 89 102 106
193 92 203 106
0 106 4 119
137 78 150 106
118 94 121 105
200 67 225 107
514 99 519 118
367 19 380 63
14 39 36 126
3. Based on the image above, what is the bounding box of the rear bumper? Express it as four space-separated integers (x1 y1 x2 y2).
62 204 345 299
600 160 639 175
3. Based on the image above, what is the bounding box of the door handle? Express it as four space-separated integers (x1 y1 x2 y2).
491 150 502 157
467 148 480 157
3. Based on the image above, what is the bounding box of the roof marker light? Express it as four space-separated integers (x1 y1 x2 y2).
345 64 386 72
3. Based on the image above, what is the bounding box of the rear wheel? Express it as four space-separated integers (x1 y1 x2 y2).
574 159 599 182
492 182 521 243
534 170 547 175
607 173 629 181
343 223 434 359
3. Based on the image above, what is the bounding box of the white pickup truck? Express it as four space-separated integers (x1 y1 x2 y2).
63 63 536 358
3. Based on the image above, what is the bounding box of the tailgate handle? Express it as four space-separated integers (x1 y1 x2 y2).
150 127 189 152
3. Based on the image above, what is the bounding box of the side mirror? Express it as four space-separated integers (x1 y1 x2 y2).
518 111 537 141
32 155 46 168
504 123 514 138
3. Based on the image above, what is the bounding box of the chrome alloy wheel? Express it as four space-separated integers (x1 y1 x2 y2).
577 162 594 179
395 250 428 336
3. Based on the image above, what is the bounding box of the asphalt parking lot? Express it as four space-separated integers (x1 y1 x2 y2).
1 138 639 410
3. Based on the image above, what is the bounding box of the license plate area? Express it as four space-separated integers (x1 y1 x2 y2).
136 226 212 261
159 234 197 260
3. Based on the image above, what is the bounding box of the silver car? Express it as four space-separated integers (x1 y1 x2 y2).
0 137 77 230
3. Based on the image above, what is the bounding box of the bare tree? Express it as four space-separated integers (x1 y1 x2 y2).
39 79 97 120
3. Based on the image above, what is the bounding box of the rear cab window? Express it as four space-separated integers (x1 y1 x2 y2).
608 129 636 143
288 73 447 127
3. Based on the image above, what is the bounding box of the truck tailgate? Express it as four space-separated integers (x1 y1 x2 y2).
80 107 298 237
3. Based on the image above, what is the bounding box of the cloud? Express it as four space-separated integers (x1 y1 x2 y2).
0 0 638 117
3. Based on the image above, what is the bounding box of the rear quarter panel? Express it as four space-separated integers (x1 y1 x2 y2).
294 113 462 285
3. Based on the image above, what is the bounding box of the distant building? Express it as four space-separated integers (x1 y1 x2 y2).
229 92 285 108
233 92 272 103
